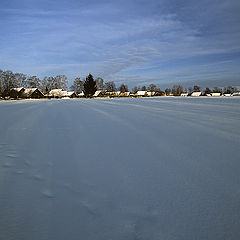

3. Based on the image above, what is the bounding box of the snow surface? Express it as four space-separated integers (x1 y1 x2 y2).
0 97 240 240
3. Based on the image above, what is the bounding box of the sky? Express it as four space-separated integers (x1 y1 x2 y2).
0 0 240 88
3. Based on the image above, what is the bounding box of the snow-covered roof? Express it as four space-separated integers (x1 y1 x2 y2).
211 93 221 96
24 88 37 94
191 92 202 97
22 88 42 97
93 90 106 97
119 92 130 97
137 91 147 96
65 91 75 97
232 92 240 96
49 89 65 97
93 90 102 97
147 91 155 96
11 87 24 92
49 89 63 94
106 91 120 96
78 92 84 96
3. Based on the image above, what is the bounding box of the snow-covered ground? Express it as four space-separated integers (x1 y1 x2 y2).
0 97 240 240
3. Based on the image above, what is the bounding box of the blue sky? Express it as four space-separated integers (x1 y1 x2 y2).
0 0 240 88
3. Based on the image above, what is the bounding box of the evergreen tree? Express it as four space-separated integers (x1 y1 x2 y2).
83 74 97 97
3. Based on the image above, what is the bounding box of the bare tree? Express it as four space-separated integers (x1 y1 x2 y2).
172 85 183 96
132 86 139 94
193 85 201 92
56 75 68 90
119 84 128 93
70 77 84 93
213 87 222 93
96 77 104 90
165 88 171 96
0 70 3 95
2 70 15 94
223 86 237 94
25 76 40 88
188 87 193 94
148 84 157 92
203 87 211 95
105 81 116 92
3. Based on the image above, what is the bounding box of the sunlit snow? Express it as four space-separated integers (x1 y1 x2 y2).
0 97 240 240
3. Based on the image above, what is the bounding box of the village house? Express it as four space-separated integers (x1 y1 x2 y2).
105 91 120 97
180 93 188 97
211 93 221 97
231 92 240 96
48 89 77 98
49 89 65 98
9 87 25 99
119 92 130 97
22 88 44 98
191 92 202 97
93 90 107 97
78 92 84 97
147 92 156 97
136 91 148 97
64 91 77 98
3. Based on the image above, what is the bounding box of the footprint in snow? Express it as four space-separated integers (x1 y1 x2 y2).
32 174 43 181
41 189 54 198
2 162 12 168
6 153 18 158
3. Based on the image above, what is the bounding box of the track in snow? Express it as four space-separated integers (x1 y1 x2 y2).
0 97 240 240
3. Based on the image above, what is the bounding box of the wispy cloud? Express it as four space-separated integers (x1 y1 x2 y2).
0 0 240 87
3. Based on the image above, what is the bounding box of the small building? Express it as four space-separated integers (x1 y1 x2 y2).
78 92 85 97
147 92 155 97
180 93 188 97
64 91 77 98
232 92 240 96
136 91 147 97
9 87 25 99
93 90 107 97
211 92 221 97
105 91 120 97
22 88 44 98
223 93 231 97
49 89 65 98
119 92 130 97
115 91 121 96
191 92 202 97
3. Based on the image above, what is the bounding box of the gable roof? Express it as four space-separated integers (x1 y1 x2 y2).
137 91 147 96
11 87 25 92
22 88 43 97
78 92 84 96
93 90 106 97
191 92 202 97
49 89 65 97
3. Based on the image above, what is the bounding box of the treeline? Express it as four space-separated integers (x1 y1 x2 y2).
166 85 238 96
70 76 165 96
0 69 68 96
0 69 239 98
